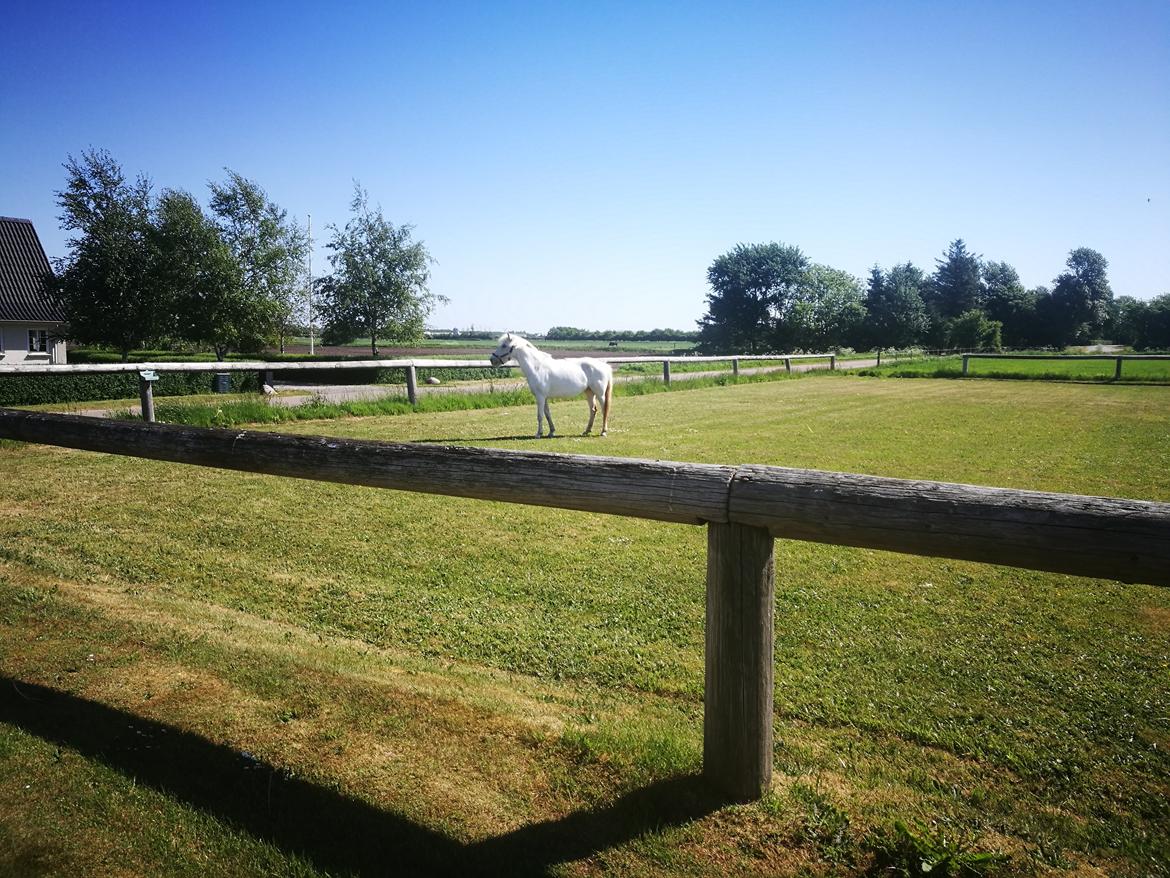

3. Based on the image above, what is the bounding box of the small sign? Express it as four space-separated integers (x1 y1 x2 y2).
138 370 159 382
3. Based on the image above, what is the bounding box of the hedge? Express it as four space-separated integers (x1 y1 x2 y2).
0 371 258 407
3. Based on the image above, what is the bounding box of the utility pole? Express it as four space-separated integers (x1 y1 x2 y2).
307 213 314 356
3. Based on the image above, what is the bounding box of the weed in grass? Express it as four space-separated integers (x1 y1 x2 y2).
788 783 855 865
867 819 1009 877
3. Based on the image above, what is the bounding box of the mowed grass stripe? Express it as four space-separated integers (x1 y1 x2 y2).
1 376 1168 875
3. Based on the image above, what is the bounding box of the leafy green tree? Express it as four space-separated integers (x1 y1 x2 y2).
1140 294 1170 349
785 264 866 351
153 190 250 359
947 309 1002 351
864 262 930 348
982 260 1036 348
1113 294 1170 350
52 149 163 360
208 170 308 355
926 239 985 331
697 243 808 353
1049 247 1113 344
318 185 441 356
1109 296 1145 348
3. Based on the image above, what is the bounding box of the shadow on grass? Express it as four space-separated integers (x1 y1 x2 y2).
0 678 725 877
412 435 595 444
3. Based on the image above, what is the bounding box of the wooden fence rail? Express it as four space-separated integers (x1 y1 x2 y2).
0 353 840 413
962 353 1170 378
2 408 1168 801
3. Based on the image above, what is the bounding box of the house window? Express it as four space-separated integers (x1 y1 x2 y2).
28 329 48 352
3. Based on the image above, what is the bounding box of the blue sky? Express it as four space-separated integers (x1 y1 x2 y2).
2 0 1167 332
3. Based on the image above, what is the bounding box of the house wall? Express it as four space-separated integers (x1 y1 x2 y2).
0 323 67 364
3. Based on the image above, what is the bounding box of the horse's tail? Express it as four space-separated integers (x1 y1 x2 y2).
602 372 613 428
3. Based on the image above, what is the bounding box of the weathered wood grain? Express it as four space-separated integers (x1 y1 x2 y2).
704 521 775 802
2 409 1168 586
0 410 733 526
729 465 1170 586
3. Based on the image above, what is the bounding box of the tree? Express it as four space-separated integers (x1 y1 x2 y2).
982 260 1035 348
1110 296 1146 348
927 239 985 326
864 262 930 348
1049 247 1113 344
1140 294 1170 349
784 264 866 351
697 243 808 354
947 309 1002 351
318 185 441 356
52 149 163 360
1114 294 1170 350
208 170 308 356
153 190 250 359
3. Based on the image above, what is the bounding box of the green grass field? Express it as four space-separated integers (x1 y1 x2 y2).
858 354 1170 383
2 378 1168 876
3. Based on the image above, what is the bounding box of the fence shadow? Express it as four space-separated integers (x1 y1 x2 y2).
413 434 542 444
0 678 725 877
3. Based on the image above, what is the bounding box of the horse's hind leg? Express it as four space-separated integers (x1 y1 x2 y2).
583 388 597 435
544 399 556 437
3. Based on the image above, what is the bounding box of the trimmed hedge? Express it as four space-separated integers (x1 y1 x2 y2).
0 371 258 406
262 366 513 385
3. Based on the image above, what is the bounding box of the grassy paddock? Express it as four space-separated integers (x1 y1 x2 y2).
857 354 1170 383
105 366 812 428
2 378 1168 876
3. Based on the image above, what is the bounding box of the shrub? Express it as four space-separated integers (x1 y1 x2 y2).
0 371 258 406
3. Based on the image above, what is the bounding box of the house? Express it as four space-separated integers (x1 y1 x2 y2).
0 216 67 364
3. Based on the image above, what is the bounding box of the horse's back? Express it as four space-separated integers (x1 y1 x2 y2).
545 357 610 397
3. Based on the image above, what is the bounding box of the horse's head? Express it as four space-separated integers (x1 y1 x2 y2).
490 333 523 366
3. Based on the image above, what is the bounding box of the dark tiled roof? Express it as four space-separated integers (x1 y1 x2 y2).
0 216 65 323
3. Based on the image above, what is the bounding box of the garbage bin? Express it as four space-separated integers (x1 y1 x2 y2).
213 372 231 393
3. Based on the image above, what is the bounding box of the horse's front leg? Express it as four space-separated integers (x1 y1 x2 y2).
583 389 597 435
534 396 545 438
544 399 556 437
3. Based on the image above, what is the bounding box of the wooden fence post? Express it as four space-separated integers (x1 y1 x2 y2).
784 358 791 373
663 360 671 386
732 358 739 377
962 355 970 376
830 355 837 371
704 521 775 802
137 375 155 424
406 365 418 405
1115 357 1123 380
876 350 882 367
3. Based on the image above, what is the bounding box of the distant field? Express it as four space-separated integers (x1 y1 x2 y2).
857 353 1170 383
286 336 699 356
2 378 1167 876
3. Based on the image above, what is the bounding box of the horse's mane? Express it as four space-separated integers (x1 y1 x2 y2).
500 333 537 353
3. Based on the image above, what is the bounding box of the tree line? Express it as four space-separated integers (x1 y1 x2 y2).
545 327 699 341
52 149 441 360
697 239 1170 354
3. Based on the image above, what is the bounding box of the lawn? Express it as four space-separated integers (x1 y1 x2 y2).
857 353 1170 383
1 377 1168 876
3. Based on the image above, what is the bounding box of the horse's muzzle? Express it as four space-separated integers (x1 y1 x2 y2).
490 354 502 366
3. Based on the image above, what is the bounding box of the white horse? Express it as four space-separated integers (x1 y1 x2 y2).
489 333 613 438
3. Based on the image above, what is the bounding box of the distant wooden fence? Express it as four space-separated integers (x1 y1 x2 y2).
2 408 1167 802
0 353 839 420
962 353 1170 379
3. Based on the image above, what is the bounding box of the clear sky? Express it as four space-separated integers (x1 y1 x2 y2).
2 0 1167 333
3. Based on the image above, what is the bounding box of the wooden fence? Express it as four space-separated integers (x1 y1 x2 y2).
0 353 838 419
962 352 1170 379
2 408 1168 802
